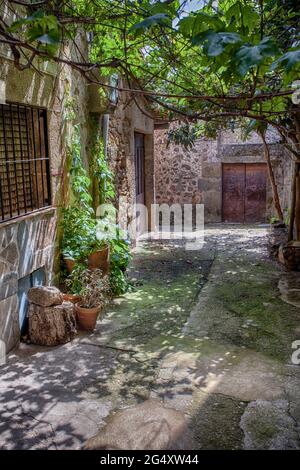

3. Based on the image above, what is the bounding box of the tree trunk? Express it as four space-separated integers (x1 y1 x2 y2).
296 171 300 240
288 114 300 241
259 131 284 222
288 163 298 241
28 302 77 346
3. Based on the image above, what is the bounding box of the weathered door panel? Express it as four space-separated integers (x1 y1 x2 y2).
222 164 245 222
245 164 267 223
222 163 267 223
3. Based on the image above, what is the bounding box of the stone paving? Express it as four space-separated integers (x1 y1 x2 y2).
1 225 300 449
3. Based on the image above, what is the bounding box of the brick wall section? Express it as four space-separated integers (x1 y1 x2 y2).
154 126 292 223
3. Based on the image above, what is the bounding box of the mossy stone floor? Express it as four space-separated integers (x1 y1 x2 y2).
1 225 300 449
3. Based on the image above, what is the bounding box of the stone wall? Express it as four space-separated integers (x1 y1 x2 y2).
108 88 155 232
0 13 106 352
0 210 56 351
154 126 292 223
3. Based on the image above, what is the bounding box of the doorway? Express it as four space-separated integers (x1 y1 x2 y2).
134 133 145 235
222 163 267 223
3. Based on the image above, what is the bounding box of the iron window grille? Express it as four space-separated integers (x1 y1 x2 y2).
0 102 51 222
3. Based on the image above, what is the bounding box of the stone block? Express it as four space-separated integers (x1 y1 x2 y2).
0 294 19 353
0 242 19 267
202 163 221 178
203 190 222 222
27 286 63 307
0 271 18 301
84 399 192 450
198 178 221 192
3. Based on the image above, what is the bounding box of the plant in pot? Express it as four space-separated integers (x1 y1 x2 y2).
87 216 115 272
61 206 96 272
67 265 111 331
64 263 85 304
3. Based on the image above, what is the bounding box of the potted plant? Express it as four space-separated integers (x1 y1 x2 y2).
61 207 96 272
68 266 110 331
86 217 113 273
63 263 85 304
86 237 110 273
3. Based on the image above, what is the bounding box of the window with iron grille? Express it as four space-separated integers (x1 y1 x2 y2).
0 102 51 222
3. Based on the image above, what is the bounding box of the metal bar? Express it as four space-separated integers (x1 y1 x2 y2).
37 109 45 205
0 102 51 222
0 157 49 163
1 104 13 218
17 105 27 213
42 109 51 206
24 106 34 211
0 105 5 220
0 120 5 220
30 107 40 208
9 104 20 215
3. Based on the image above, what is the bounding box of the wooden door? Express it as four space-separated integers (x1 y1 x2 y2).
222 163 267 223
222 163 245 222
134 133 145 205
245 164 267 223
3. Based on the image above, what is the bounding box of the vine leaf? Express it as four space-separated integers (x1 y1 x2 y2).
271 49 300 72
192 31 242 57
234 37 279 75
128 13 170 35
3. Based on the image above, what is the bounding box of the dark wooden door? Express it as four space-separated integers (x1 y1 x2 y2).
222 164 245 223
134 133 145 205
134 133 145 235
222 163 267 223
245 163 267 222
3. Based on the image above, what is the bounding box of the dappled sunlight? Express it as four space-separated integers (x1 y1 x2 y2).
2 226 300 449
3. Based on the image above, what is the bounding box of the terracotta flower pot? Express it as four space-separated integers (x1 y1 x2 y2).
65 258 75 273
75 303 101 331
63 293 82 304
88 245 110 274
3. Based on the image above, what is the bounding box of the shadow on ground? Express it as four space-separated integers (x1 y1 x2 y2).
1 225 300 449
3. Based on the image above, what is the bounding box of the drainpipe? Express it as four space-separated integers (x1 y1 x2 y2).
102 114 110 158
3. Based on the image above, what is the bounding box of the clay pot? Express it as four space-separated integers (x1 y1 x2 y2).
65 258 75 273
75 303 101 331
88 245 110 274
63 293 82 304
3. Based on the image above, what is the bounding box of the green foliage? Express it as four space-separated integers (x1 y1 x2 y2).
65 262 87 295
66 264 111 308
61 206 96 261
69 125 93 213
167 124 199 149
128 13 170 35
109 230 132 295
96 214 132 295
272 49 300 72
192 31 242 57
62 118 131 294
9 10 60 55
234 37 279 76
91 135 115 204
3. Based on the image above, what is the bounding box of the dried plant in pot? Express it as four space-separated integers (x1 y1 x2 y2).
70 267 111 331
